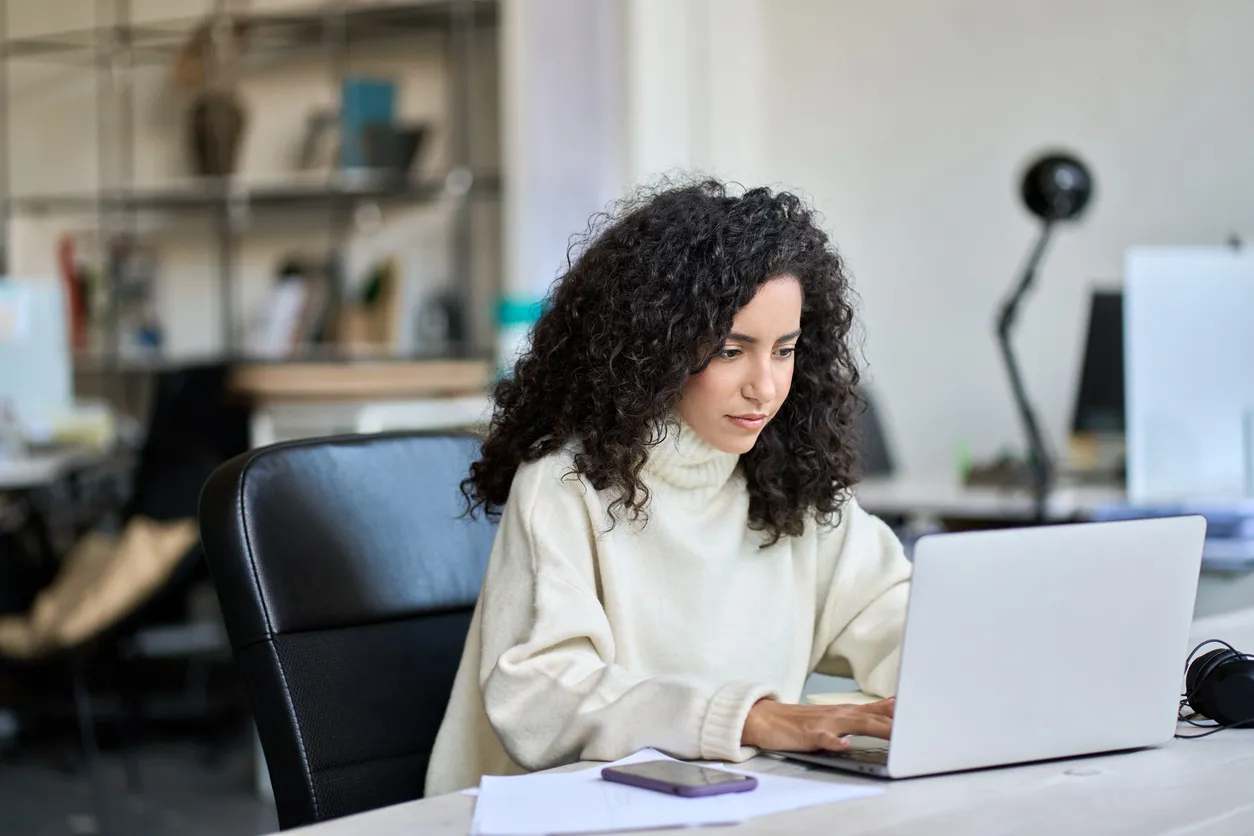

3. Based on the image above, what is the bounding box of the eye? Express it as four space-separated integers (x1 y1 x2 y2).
717 347 742 360
776 346 796 358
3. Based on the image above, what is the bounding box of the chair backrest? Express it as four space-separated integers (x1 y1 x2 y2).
198 431 496 829
127 362 251 523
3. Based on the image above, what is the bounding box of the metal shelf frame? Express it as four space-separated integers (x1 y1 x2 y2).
0 0 501 367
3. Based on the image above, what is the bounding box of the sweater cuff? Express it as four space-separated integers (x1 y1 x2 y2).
699 681 779 763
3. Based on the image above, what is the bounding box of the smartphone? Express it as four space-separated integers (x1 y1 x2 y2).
601 760 758 798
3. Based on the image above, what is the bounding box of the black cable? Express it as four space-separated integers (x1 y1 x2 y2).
1175 717 1254 740
1176 702 1216 728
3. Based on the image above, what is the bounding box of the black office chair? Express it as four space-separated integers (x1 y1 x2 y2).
197 432 496 829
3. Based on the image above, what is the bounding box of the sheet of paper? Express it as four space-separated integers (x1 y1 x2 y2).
470 748 882 836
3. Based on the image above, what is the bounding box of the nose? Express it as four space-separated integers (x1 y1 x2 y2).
742 355 776 405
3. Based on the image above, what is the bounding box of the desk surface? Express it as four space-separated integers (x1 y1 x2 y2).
285 607 1254 836
854 475 1125 522
0 445 102 491
855 477 1254 574
229 359 492 402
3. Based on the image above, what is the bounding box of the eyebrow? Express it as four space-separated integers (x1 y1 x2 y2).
726 329 802 345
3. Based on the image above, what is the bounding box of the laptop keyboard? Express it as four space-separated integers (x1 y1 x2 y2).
833 746 889 764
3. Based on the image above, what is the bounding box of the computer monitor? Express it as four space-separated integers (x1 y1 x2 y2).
857 389 894 477
1071 289 1124 435
1124 247 1254 502
0 279 72 439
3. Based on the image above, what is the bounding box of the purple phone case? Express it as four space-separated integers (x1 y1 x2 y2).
601 765 759 797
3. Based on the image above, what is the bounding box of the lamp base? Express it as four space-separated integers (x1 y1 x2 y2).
962 454 1041 491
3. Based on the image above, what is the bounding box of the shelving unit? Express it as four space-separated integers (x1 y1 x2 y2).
0 0 502 371
8 169 502 214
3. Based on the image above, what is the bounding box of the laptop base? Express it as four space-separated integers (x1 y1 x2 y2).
766 748 891 778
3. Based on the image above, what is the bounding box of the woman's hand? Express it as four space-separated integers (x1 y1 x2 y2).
741 698 895 752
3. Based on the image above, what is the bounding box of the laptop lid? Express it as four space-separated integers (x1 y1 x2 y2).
887 516 1206 778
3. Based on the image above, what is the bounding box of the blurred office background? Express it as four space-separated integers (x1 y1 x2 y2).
2 0 1253 833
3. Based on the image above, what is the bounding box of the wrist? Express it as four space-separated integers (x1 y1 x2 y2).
741 698 779 748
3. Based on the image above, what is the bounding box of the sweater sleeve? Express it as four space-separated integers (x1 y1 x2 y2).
478 459 778 772
812 498 912 698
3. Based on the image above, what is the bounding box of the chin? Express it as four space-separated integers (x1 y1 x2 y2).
715 432 760 455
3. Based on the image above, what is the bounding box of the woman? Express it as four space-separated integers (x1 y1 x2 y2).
425 180 911 795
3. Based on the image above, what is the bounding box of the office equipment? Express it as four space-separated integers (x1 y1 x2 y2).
1124 247 1254 502
1182 639 1254 731
1071 289 1124 435
601 761 757 797
770 516 1206 778
996 151 1095 519
470 749 882 836
0 280 72 440
198 431 497 830
856 389 894 476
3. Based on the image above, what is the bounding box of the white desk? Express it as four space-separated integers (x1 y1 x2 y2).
856 476 1254 617
0 445 103 491
232 359 491 448
854 476 1125 523
281 608 1254 836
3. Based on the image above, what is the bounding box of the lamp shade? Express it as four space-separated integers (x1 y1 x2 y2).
1020 153 1094 222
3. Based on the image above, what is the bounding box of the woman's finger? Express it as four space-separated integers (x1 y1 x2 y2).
838 711 893 739
859 699 896 718
810 728 851 752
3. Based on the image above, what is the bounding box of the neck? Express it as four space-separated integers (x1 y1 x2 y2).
643 417 740 499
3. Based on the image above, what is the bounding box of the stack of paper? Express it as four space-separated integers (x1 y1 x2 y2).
470 749 883 835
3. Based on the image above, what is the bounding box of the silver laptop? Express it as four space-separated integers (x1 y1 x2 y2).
771 516 1207 778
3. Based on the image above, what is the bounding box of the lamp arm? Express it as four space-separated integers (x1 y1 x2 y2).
996 221 1055 519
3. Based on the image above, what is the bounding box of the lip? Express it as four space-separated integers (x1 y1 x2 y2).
727 413 768 431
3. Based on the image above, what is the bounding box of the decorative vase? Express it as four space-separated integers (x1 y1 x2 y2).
189 89 246 178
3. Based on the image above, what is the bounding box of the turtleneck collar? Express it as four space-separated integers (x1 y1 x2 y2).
643 415 740 497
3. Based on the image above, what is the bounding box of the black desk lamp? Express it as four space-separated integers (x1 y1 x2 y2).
998 152 1094 520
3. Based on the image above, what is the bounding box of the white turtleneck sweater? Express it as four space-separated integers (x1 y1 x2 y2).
424 422 912 796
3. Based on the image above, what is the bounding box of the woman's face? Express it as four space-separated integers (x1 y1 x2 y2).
676 275 803 454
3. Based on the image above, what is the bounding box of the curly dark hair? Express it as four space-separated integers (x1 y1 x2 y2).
464 178 865 543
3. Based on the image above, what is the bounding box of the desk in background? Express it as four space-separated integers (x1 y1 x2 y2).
230 358 493 447
0 444 107 492
856 475 1254 619
272 606 1254 836
854 475 1124 524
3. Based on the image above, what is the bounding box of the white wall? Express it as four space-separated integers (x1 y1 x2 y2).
6 0 500 359
625 0 1254 478
499 0 623 368
622 0 767 186
760 0 1254 477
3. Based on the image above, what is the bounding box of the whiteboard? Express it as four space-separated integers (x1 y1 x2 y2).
1124 247 1254 502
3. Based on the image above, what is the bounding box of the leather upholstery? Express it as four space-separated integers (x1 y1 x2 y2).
198 431 496 829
